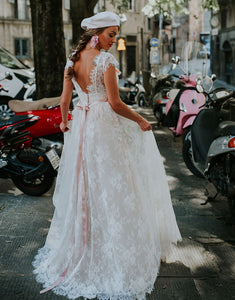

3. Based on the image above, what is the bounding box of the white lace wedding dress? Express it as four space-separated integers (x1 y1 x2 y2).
33 52 181 300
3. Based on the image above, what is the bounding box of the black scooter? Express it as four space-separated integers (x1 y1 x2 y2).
0 114 59 196
182 85 235 217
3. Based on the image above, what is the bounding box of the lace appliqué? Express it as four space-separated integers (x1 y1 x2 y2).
87 52 119 94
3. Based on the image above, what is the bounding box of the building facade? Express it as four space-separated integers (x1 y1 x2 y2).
0 0 153 79
96 0 153 79
0 0 72 67
211 0 235 85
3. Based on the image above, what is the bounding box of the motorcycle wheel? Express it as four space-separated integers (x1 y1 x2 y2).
182 131 205 178
11 149 55 196
138 93 147 107
154 109 163 124
0 100 15 120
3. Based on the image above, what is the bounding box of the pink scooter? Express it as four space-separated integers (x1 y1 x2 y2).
164 42 209 137
165 73 205 136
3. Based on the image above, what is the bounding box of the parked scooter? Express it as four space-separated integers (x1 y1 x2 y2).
182 80 235 217
0 114 60 196
0 70 35 120
164 42 208 136
8 97 73 155
0 71 78 122
151 72 175 124
119 71 147 106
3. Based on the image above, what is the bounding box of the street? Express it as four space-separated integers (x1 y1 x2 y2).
0 107 235 300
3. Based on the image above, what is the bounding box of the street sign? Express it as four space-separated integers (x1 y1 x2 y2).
150 38 158 47
150 47 159 64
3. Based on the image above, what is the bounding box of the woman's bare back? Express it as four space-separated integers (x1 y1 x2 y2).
73 49 100 93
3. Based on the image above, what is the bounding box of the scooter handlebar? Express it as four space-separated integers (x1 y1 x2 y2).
202 87 234 108
210 87 234 103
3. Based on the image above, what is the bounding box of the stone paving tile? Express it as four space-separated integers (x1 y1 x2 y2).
194 278 235 300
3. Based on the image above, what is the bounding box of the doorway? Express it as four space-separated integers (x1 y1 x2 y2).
126 45 136 76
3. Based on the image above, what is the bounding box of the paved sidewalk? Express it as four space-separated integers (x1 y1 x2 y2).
0 107 235 299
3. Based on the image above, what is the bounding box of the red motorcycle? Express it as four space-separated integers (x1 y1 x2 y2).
0 114 60 196
8 97 72 155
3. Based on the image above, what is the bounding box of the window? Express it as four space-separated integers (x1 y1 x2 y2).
221 8 227 29
147 18 151 31
64 0 70 10
12 0 29 19
128 0 136 12
14 0 18 18
14 38 30 58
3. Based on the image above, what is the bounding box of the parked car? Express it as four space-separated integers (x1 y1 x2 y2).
0 46 35 119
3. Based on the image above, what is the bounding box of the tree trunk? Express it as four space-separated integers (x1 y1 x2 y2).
30 0 66 99
70 0 98 46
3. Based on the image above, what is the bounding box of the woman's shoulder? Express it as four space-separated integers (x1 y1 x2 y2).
99 52 119 69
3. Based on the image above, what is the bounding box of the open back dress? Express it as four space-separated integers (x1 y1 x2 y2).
33 52 181 300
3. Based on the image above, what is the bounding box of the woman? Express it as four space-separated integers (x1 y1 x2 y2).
33 11 181 300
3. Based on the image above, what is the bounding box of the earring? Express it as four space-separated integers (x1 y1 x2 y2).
90 35 99 48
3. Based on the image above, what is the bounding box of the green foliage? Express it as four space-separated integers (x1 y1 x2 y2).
142 0 220 18
142 0 189 18
201 0 219 11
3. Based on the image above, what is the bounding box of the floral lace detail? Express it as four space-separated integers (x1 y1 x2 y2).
87 52 119 94
33 50 181 300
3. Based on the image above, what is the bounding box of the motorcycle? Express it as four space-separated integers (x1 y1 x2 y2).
151 72 175 124
182 79 235 217
119 71 148 107
0 71 78 124
8 97 73 155
0 70 35 120
0 114 60 196
164 42 208 136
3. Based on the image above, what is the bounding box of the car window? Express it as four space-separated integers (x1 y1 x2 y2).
0 48 26 69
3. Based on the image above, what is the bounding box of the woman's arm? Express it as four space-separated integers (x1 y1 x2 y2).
104 65 152 131
60 70 74 132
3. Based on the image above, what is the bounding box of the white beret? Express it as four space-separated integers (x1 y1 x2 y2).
81 11 120 30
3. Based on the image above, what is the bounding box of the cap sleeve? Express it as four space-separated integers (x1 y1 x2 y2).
102 52 120 74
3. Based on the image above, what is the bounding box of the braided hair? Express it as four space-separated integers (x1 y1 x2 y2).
65 28 106 80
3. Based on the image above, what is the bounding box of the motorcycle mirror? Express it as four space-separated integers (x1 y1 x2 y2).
171 56 181 65
211 74 216 81
196 84 204 93
5 72 13 80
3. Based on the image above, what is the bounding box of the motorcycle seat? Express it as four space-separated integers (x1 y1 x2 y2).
0 114 34 129
218 121 235 136
8 97 60 112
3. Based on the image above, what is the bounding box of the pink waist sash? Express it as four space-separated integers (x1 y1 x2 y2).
40 99 108 294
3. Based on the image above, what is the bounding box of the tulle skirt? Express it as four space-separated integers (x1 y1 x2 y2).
33 102 181 299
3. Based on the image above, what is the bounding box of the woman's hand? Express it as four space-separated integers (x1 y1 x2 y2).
137 118 152 131
60 121 70 132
